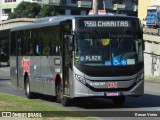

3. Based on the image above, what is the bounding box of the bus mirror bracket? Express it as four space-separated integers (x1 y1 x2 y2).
68 35 74 51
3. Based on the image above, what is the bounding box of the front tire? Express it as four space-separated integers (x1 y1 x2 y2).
56 83 62 103
61 96 71 107
26 76 33 99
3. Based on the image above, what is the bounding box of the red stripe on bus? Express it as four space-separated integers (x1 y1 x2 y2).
52 78 56 81
52 78 63 81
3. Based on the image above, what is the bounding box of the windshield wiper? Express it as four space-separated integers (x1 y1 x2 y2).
91 30 102 47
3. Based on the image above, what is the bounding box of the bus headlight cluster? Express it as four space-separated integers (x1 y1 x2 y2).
75 74 86 84
137 73 144 82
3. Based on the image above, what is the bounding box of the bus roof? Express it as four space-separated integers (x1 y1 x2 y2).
10 15 138 32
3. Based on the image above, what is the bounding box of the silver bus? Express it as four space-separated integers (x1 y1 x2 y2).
10 15 144 106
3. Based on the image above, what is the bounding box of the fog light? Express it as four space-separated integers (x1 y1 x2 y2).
137 73 144 82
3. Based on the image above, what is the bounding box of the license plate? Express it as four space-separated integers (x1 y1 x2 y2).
106 92 119 96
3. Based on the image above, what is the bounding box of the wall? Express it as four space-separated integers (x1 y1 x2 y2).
138 0 151 21
143 34 160 79
151 0 160 5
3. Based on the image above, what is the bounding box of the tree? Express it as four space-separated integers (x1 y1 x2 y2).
37 5 58 18
8 1 41 19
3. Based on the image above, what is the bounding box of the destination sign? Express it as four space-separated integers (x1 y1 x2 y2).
76 17 137 29
84 20 129 27
80 55 102 62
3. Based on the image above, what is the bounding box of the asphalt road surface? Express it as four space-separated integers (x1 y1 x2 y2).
0 66 160 120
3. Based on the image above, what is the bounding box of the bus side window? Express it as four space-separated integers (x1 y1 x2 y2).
35 44 40 55
51 44 60 56
29 43 34 56
42 46 50 56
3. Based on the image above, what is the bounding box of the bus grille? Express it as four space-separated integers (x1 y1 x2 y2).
86 71 135 77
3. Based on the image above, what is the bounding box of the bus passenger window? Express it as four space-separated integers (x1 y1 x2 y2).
35 44 40 55
51 45 61 56
29 43 34 56
42 46 50 56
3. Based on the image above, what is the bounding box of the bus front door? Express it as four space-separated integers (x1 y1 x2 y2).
62 36 70 96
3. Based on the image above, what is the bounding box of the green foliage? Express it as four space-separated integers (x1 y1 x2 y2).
8 1 41 19
0 93 97 119
37 5 59 18
8 1 59 19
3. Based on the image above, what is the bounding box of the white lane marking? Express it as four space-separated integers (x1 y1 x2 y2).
0 68 9 72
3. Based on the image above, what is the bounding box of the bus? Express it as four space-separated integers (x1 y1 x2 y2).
10 15 144 106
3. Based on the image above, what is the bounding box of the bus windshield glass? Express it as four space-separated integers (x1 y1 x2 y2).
74 31 143 66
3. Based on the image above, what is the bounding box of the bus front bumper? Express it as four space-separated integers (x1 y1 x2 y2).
73 79 144 98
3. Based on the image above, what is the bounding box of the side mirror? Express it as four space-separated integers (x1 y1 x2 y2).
68 35 74 51
68 35 73 46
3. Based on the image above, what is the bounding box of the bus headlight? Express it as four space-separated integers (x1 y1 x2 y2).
137 73 144 83
75 74 86 84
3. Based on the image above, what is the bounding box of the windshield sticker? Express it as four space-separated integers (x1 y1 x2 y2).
75 56 80 62
111 34 133 38
80 56 85 61
105 61 111 66
112 56 121 66
121 59 127 65
127 59 135 65
80 56 102 62
101 39 110 46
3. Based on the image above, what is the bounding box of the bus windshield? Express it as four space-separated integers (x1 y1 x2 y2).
74 31 143 66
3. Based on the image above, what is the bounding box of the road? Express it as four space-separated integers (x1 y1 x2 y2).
0 66 160 120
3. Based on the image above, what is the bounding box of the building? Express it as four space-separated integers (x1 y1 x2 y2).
0 0 138 21
138 0 160 22
47 0 138 16
151 0 160 5
138 0 151 22
105 0 138 16
0 0 43 21
45 0 92 15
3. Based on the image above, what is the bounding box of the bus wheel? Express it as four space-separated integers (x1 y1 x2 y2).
61 96 71 107
56 83 62 103
113 96 125 106
26 76 33 99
